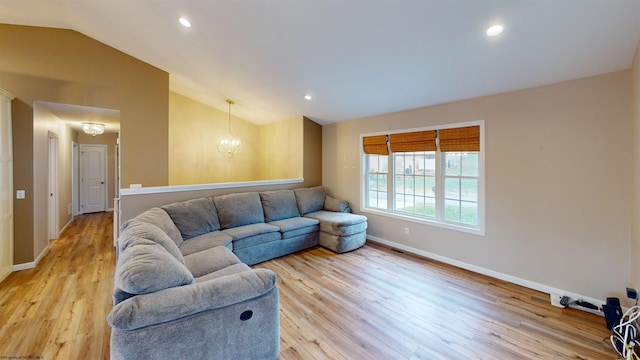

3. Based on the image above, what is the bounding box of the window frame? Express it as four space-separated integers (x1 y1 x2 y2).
360 120 485 236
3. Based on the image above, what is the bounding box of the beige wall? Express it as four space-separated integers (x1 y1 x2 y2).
324 70 633 303
30 105 80 262
169 92 260 184
632 40 640 292
78 132 119 206
1 24 169 263
120 118 322 221
259 116 303 180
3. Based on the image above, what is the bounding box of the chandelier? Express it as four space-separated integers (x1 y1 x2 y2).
82 122 105 136
217 100 242 158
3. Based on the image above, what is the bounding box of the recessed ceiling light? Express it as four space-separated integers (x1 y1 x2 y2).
304 94 313 101
486 24 504 37
179 17 191 28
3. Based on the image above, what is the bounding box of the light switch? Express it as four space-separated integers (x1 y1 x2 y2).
16 190 25 199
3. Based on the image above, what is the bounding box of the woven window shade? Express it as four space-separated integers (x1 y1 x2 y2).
389 130 436 152
438 126 480 152
363 135 389 155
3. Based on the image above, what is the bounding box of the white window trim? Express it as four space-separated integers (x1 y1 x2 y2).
360 120 485 236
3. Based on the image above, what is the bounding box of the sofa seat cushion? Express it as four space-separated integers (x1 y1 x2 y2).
116 243 195 295
214 192 265 229
195 263 252 282
179 231 233 256
183 246 242 278
269 217 320 239
124 207 183 248
224 223 281 250
162 197 220 240
260 190 300 222
304 210 368 236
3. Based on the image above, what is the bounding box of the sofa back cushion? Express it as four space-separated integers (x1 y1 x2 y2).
294 186 326 215
116 243 195 295
214 192 265 229
124 207 183 248
118 221 185 264
162 198 220 240
260 190 300 222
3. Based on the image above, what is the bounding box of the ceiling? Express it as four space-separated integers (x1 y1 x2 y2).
36 101 121 134
1 0 640 126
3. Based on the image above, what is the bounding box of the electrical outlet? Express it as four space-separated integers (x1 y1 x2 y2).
550 293 565 308
626 287 638 300
404 227 409 235
16 190 25 199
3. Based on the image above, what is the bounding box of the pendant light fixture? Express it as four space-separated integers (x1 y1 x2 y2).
217 99 242 158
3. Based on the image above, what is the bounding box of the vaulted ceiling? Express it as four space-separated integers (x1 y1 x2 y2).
1 0 639 125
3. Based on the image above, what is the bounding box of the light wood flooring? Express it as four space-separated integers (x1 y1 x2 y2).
0 212 618 359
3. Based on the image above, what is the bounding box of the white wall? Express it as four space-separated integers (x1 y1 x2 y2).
323 70 633 304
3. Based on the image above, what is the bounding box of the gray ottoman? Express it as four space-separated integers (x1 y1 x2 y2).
304 210 367 253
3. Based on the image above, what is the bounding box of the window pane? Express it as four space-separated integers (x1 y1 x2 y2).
461 201 478 225
461 152 479 176
445 152 461 176
444 199 460 222
461 178 477 202
380 155 389 173
444 177 460 200
369 155 380 172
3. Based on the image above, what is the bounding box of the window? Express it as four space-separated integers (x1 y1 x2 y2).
362 122 483 234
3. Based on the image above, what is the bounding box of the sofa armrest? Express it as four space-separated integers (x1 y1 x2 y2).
108 268 277 331
324 195 351 213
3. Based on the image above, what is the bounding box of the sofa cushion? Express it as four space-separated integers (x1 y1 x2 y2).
124 207 183 248
214 192 265 229
195 263 252 283
269 217 320 239
260 190 300 222
224 223 281 250
324 195 351 213
304 210 368 236
116 243 194 295
162 198 220 240
183 246 242 278
179 231 233 256
294 186 326 215
118 221 185 264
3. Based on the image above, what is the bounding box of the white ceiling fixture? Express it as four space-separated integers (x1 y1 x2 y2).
82 122 105 136
1 1 639 125
178 17 191 28
304 94 313 101
486 24 504 37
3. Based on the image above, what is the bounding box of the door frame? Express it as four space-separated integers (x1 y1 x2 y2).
48 132 59 241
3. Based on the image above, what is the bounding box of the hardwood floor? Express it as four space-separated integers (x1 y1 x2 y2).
0 212 114 359
0 213 618 359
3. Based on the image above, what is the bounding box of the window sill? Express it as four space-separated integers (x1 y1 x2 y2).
360 207 485 236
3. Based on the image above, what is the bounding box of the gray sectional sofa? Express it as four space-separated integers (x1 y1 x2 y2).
107 186 367 360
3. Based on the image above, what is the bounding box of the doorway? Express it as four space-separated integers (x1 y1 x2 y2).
80 144 107 214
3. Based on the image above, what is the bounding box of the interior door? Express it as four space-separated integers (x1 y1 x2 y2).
80 144 107 214
0 88 13 282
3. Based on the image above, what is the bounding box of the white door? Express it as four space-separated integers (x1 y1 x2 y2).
48 133 59 240
80 144 107 214
0 88 14 282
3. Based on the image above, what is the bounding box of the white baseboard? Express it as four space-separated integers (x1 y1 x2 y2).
366 235 605 316
13 244 50 271
59 218 73 237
